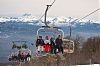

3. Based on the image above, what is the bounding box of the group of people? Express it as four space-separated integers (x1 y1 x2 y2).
9 35 63 62
36 35 63 54
17 51 31 62
9 51 31 62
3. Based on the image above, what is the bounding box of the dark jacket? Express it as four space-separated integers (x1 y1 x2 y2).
36 39 44 46
27 54 31 58
18 53 21 60
55 38 63 46
50 41 56 48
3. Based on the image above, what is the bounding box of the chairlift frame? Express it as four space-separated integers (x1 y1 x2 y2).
12 41 28 49
37 27 64 38
9 41 31 61
63 39 74 53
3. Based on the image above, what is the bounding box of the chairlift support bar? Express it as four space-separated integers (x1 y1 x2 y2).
68 17 73 39
44 5 52 27
58 29 64 38
39 0 56 21
37 27 64 38
37 27 44 36
12 41 27 48
12 41 27 43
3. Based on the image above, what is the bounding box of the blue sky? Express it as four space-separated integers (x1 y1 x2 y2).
0 0 99 21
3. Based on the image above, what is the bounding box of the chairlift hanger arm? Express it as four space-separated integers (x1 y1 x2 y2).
44 5 52 27
12 41 27 44
39 0 56 21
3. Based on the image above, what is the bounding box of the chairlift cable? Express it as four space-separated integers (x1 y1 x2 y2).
70 8 100 23
79 8 100 21
66 8 100 53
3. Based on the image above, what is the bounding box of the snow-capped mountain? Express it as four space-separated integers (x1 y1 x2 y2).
0 16 38 22
0 16 100 33
0 16 100 26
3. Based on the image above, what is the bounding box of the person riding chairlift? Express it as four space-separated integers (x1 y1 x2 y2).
44 36 51 53
55 35 63 54
21 53 27 62
18 51 21 62
27 53 31 62
50 37 56 54
36 36 44 54
11 52 17 61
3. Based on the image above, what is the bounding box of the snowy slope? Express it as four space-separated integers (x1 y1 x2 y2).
74 64 100 66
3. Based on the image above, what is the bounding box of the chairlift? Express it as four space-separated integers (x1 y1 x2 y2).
63 39 74 53
11 41 31 53
61 17 75 53
37 4 74 54
8 41 31 61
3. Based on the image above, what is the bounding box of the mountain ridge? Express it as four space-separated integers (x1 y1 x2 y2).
0 16 100 27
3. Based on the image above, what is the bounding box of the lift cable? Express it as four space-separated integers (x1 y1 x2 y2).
68 8 100 39
79 8 100 21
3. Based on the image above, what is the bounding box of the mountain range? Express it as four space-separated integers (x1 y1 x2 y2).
0 16 100 26
0 16 100 35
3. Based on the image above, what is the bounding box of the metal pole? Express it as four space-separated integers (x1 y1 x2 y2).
68 17 73 39
69 25 71 39
58 29 64 38
37 28 44 36
44 5 52 27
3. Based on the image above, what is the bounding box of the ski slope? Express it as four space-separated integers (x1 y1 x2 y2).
74 64 100 66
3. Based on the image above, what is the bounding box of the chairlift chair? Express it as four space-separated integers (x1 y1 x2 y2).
8 41 31 61
37 26 75 54
11 41 31 53
63 39 74 53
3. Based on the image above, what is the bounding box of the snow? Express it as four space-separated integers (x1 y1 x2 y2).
0 16 100 26
0 16 38 22
93 21 100 24
73 64 100 66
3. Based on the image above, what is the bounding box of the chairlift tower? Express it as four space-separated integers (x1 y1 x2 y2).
68 17 73 39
